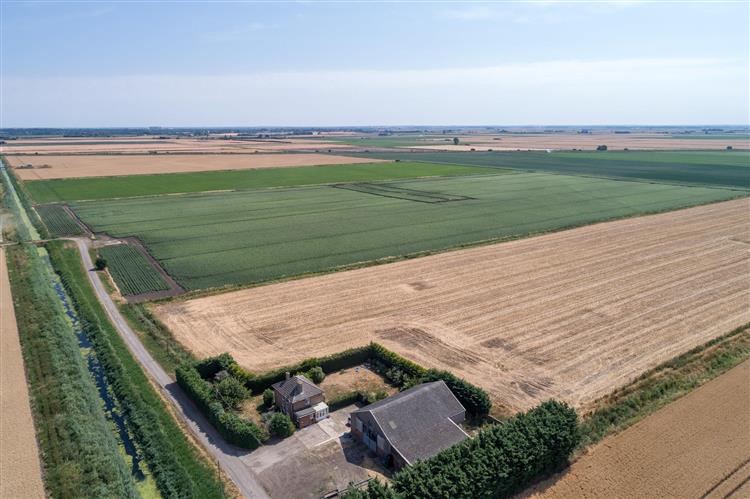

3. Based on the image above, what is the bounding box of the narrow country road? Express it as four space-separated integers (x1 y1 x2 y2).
73 238 270 499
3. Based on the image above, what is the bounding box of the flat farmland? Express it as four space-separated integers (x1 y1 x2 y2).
7 153 383 180
355 150 750 189
527 361 750 498
25 161 491 203
69 173 743 290
0 137 353 155
153 199 750 411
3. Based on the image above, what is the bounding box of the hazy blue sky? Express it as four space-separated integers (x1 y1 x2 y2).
2 1 748 127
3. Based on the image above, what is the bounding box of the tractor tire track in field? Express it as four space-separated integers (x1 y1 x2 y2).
155 198 750 412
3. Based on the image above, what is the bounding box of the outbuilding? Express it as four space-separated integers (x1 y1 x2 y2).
349 381 468 469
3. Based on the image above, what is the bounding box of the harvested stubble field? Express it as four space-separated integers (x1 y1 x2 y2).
0 137 353 155
7 153 384 180
527 361 750 498
154 199 750 411
397 132 750 151
70 173 741 290
354 150 750 189
0 248 46 499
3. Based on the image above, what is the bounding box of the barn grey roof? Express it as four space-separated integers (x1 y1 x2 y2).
352 381 468 464
272 375 322 403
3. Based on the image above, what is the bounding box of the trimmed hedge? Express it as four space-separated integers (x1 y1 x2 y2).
328 391 361 411
370 344 492 416
345 400 579 499
244 345 371 393
422 369 492 416
370 343 426 378
238 343 491 415
176 364 265 449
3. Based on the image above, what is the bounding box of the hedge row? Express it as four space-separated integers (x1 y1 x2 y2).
345 400 580 499
422 370 492 416
175 364 265 449
370 344 491 416
244 345 371 393
237 343 492 416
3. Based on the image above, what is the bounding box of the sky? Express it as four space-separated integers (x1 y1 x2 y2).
1 1 748 127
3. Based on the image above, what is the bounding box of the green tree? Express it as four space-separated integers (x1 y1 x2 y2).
94 255 107 270
215 376 249 410
262 388 275 408
268 413 295 438
306 366 325 384
453 137 459 145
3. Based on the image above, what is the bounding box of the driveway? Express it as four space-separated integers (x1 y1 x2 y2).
243 405 388 498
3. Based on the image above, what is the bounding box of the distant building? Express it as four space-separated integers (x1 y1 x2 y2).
272 374 329 428
350 381 468 470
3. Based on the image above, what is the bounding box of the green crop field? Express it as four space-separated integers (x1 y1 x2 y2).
24 161 493 203
35 204 84 236
352 150 750 189
70 172 743 290
98 244 170 295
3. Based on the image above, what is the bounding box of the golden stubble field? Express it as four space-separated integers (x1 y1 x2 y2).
155 199 750 411
0 248 45 498
7 153 389 180
526 361 750 498
0 136 353 155
407 133 750 151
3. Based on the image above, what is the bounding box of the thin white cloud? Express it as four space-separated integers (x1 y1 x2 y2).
200 22 275 43
438 6 498 20
3 57 747 127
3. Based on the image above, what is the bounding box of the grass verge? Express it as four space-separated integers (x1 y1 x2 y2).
5 245 138 498
46 240 225 498
578 323 750 451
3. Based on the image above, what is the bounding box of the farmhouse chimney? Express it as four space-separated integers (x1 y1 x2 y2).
285 371 290 380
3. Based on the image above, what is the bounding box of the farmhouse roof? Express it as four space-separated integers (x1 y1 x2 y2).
352 381 468 464
272 375 322 403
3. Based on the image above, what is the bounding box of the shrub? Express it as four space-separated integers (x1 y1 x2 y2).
262 388 275 408
306 366 325 384
361 389 388 405
268 413 295 438
215 376 249 410
94 255 107 270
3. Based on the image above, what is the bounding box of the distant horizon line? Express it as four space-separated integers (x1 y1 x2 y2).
2 124 749 130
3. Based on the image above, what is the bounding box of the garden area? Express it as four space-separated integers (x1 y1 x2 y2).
177 343 494 450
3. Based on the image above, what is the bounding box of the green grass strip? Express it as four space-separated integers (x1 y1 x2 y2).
5 245 138 498
579 323 750 450
25 161 494 203
46 240 225 499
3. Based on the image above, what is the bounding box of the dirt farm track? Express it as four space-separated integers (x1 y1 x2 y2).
155 199 750 411
527 361 750 498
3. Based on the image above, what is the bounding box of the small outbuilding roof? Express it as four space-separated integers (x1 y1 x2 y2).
351 380 468 464
272 375 322 404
